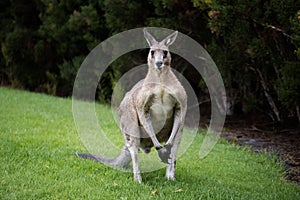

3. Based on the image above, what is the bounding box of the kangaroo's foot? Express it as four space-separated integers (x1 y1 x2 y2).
134 172 142 183
166 160 176 180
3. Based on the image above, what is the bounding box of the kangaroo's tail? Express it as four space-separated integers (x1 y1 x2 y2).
76 146 131 168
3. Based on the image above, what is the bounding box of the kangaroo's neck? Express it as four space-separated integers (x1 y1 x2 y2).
144 65 172 84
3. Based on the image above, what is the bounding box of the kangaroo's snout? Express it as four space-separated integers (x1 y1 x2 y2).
156 61 163 69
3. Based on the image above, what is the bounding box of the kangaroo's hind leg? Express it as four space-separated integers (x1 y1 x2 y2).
166 125 184 180
121 118 143 183
126 135 142 183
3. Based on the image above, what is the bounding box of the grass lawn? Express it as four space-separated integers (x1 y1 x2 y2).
0 87 299 199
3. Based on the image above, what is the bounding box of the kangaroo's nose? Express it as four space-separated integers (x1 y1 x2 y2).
156 61 163 68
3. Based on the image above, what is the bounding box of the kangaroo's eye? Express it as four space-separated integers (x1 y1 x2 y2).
163 50 168 58
150 50 155 57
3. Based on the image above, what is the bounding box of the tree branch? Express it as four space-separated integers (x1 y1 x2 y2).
249 67 281 122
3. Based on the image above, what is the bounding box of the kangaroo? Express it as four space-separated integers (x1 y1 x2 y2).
77 28 187 183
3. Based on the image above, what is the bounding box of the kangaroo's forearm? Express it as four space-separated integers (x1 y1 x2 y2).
166 108 184 145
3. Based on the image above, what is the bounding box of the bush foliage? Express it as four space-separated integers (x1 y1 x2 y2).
0 0 299 122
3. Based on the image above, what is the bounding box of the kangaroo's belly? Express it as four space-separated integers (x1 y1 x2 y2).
139 90 177 149
150 90 176 131
150 102 173 131
140 99 175 150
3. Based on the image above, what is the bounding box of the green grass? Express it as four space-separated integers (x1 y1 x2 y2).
0 87 299 199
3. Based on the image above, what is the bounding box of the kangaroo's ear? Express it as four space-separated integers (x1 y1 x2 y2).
144 28 157 47
162 31 178 47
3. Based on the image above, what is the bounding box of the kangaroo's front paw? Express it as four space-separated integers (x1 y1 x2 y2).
157 144 172 163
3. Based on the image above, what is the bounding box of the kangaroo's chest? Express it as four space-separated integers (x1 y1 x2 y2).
151 86 175 110
149 87 176 132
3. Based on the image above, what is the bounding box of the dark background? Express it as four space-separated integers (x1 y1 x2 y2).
0 0 299 127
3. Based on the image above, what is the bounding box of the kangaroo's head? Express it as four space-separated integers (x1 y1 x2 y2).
144 28 178 71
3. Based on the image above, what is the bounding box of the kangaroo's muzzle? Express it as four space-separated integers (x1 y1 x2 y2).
155 61 163 70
